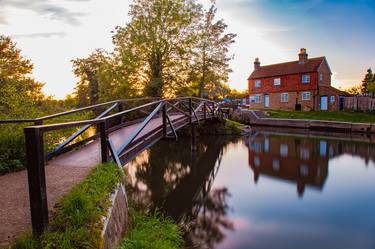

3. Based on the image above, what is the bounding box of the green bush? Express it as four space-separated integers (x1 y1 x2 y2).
0 125 27 175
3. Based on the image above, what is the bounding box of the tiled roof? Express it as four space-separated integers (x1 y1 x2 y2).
248 56 326 79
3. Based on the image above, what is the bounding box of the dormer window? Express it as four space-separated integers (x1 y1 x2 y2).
255 80 261 88
274 78 281 86
301 74 310 84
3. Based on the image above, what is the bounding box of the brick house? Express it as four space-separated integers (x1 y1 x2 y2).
248 48 348 111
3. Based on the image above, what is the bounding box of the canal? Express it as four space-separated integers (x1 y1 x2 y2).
125 131 375 249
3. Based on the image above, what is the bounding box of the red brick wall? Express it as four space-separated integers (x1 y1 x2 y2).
248 72 318 94
249 91 317 111
317 60 331 86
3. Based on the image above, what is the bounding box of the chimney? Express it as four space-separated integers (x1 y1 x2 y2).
298 48 308 64
254 57 260 70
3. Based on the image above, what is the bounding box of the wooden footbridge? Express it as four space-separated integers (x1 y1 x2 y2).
0 97 223 243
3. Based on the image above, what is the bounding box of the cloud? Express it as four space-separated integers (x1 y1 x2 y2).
1 0 88 25
11 32 67 38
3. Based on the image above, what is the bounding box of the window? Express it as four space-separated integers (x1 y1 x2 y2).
280 144 288 157
250 95 261 103
301 91 311 101
301 74 310 84
330 96 335 103
280 93 288 102
274 78 281 86
255 80 261 88
300 165 309 176
264 138 269 153
319 73 323 81
272 160 280 171
300 148 310 160
254 156 261 167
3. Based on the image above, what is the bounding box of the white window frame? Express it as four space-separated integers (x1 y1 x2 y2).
274 78 281 86
249 96 255 103
301 74 310 84
255 80 261 88
301 91 311 101
280 93 288 103
330 96 335 103
254 95 261 103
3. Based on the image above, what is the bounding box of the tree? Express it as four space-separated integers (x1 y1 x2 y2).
0 35 44 118
361 68 374 94
345 85 361 95
112 0 202 97
189 2 236 98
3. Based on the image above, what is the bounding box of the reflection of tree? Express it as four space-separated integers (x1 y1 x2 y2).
184 187 234 249
125 135 238 248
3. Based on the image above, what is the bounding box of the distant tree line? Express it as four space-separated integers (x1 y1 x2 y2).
346 68 375 96
71 0 237 106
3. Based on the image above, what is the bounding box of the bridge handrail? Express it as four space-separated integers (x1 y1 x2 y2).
0 97 160 124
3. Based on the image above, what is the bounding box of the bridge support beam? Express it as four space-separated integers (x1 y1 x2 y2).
24 127 49 236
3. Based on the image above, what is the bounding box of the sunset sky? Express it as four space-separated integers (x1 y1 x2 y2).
1 0 374 99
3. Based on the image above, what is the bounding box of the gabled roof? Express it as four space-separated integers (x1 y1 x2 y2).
248 56 328 80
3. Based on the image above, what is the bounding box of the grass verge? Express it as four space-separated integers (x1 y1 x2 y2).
265 110 375 123
12 163 123 249
117 207 183 249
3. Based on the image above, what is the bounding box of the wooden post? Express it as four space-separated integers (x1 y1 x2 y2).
203 102 207 120
117 103 123 125
162 103 167 138
189 98 193 124
99 120 109 163
24 127 49 236
211 102 215 117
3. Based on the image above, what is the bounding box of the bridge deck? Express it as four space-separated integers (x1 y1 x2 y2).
0 114 186 247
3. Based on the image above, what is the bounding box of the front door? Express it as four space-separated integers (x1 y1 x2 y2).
320 96 328 110
264 95 269 108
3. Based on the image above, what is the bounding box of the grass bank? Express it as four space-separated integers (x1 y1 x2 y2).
118 208 182 249
12 163 122 249
12 162 182 249
265 110 375 123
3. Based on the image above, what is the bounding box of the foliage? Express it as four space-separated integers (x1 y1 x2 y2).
361 68 374 95
266 110 375 123
73 0 236 101
345 85 361 95
0 35 44 118
181 3 236 98
12 163 123 249
118 208 182 249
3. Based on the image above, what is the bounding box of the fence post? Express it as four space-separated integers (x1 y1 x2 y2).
24 127 49 236
162 103 167 138
99 120 109 163
211 102 215 117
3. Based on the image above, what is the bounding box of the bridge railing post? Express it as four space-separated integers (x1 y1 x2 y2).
189 98 193 124
99 120 109 163
24 127 49 236
203 102 207 120
162 103 167 138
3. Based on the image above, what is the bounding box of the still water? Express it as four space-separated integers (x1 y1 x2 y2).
125 131 375 249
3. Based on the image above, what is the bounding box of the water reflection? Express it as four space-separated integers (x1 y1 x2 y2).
245 132 375 197
126 131 375 249
126 136 238 248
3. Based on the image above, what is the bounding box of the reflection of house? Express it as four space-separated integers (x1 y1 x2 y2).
246 133 375 197
247 134 330 197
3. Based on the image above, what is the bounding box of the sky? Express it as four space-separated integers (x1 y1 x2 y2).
1 0 374 99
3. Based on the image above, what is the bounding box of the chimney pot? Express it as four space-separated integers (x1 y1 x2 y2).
254 57 260 70
298 48 308 64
